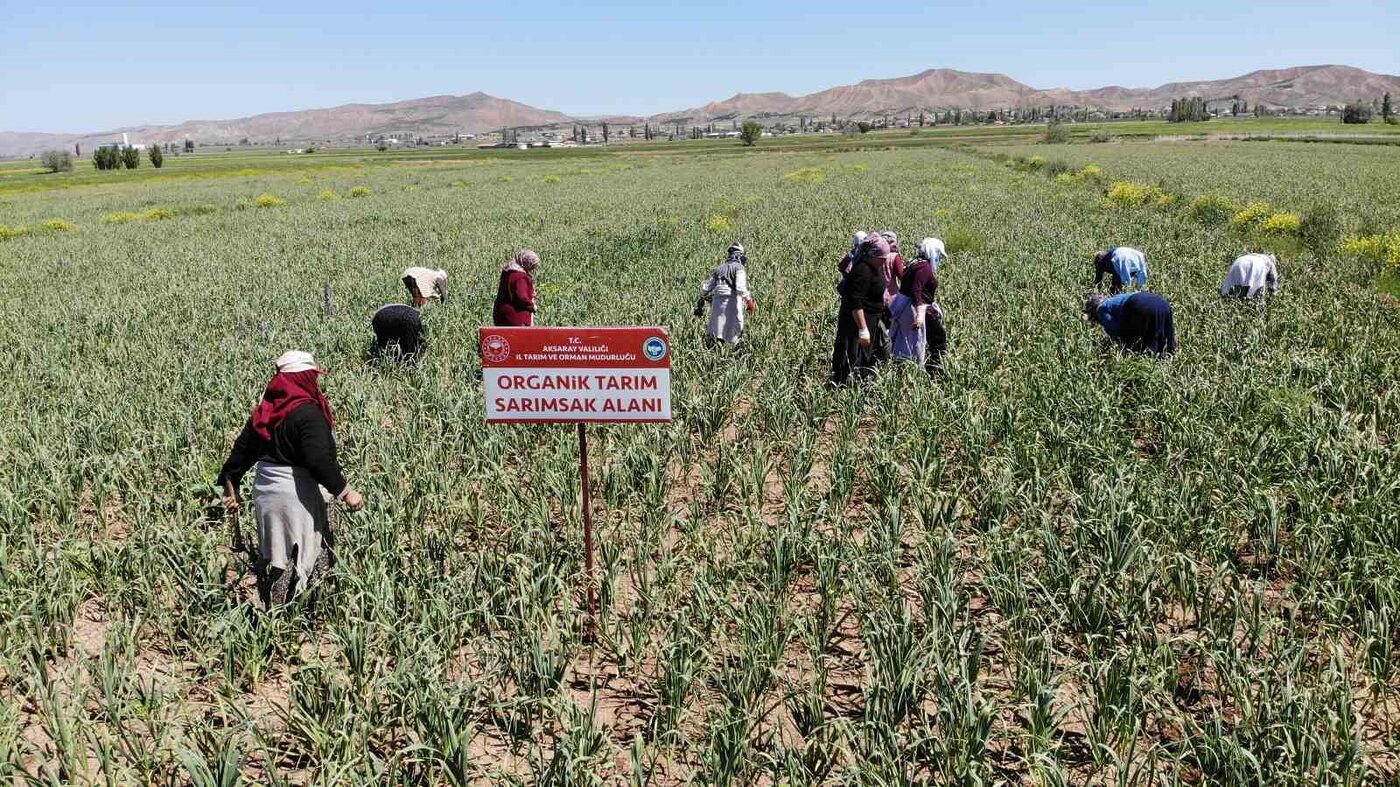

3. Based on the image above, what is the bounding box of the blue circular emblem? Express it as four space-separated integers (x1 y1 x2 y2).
643 336 667 361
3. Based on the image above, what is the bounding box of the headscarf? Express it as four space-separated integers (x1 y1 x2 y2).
859 232 891 262
251 351 333 440
1083 294 1105 322
726 242 747 265
880 231 899 253
503 249 541 274
850 231 868 253
917 238 947 272
402 267 449 301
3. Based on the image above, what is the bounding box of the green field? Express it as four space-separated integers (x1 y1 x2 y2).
2 130 1398 784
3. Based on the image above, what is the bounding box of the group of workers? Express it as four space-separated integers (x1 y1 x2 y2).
218 238 1280 605
220 251 543 604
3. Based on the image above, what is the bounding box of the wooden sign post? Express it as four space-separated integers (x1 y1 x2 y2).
480 327 672 640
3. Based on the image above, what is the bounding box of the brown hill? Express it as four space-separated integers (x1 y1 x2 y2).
0 92 572 157
5 65 1397 158
655 65 1400 122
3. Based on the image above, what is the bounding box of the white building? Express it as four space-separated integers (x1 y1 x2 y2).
97 132 145 151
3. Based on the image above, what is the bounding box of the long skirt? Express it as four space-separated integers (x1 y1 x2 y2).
1121 293 1178 356
252 461 335 604
706 294 746 346
890 295 948 375
829 310 885 386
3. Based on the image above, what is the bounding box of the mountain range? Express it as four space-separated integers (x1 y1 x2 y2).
3 65 1397 157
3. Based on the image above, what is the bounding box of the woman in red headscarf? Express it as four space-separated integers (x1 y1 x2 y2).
493 249 542 326
218 350 364 605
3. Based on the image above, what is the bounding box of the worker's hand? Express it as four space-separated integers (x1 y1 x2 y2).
857 328 872 349
222 493 240 511
341 488 366 512
746 298 757 314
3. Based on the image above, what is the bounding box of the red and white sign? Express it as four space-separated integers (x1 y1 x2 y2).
480 327 672 424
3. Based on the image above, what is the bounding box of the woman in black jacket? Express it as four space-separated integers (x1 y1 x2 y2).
218 350 364 604
830 233 890 386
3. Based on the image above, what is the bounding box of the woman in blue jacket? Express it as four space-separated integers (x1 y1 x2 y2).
1084 292 1177 355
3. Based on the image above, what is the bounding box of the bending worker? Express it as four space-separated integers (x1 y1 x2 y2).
696 242 756 347
372 267 447 359
218 351 364 605
1084 292 1178 356
1220 253 1280 298
1093 246 1149 293
890 237 948 374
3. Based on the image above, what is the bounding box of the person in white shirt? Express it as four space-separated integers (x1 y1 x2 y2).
1220 253 1280 299
696 243 756 347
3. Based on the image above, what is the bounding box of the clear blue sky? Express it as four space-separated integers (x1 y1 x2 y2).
4 0 1396 132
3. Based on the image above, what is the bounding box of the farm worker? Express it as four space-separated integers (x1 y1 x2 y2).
1093 246 1149 293
837 231 868 278
372 267 447 359
871 231 905 361
890 238 948 374
217 351 364 605
695 242 756 347
830 233 890 386
493 249 541 326
1220 253 1280 298
1084 292 1178 355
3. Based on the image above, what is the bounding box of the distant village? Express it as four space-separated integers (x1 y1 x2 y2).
70 96 1386 158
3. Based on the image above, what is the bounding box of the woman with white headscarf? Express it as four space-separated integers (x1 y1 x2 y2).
218 350 364 605
889 238 948 375
372 267 448 359
837 231 868 279
696 242 755 347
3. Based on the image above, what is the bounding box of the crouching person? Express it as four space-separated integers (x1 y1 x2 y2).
1220 253 1279 299
696 242 756 347
372 267 447 359
1084 292 1178 356
1093 246 1149 293
218 351 364 606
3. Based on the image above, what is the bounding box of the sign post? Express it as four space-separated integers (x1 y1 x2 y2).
480 326 672 640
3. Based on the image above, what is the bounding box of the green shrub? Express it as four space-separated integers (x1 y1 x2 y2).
1299 203 1342 259
41 150 73 173
1260 212 1301 235
943 228 986 255
254 193 285 208
1105 182 1149 208
348 185 372 197
317 189 339 201
1189 194 1237 226
1043 121 1071 144
0 224 30 240
40 219 75 232
1230 201 1274 230
1089 131 1114 143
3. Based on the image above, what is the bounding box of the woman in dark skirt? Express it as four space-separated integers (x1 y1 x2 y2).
372 267 447 359
830 233 890 385
1084 292 1178 355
